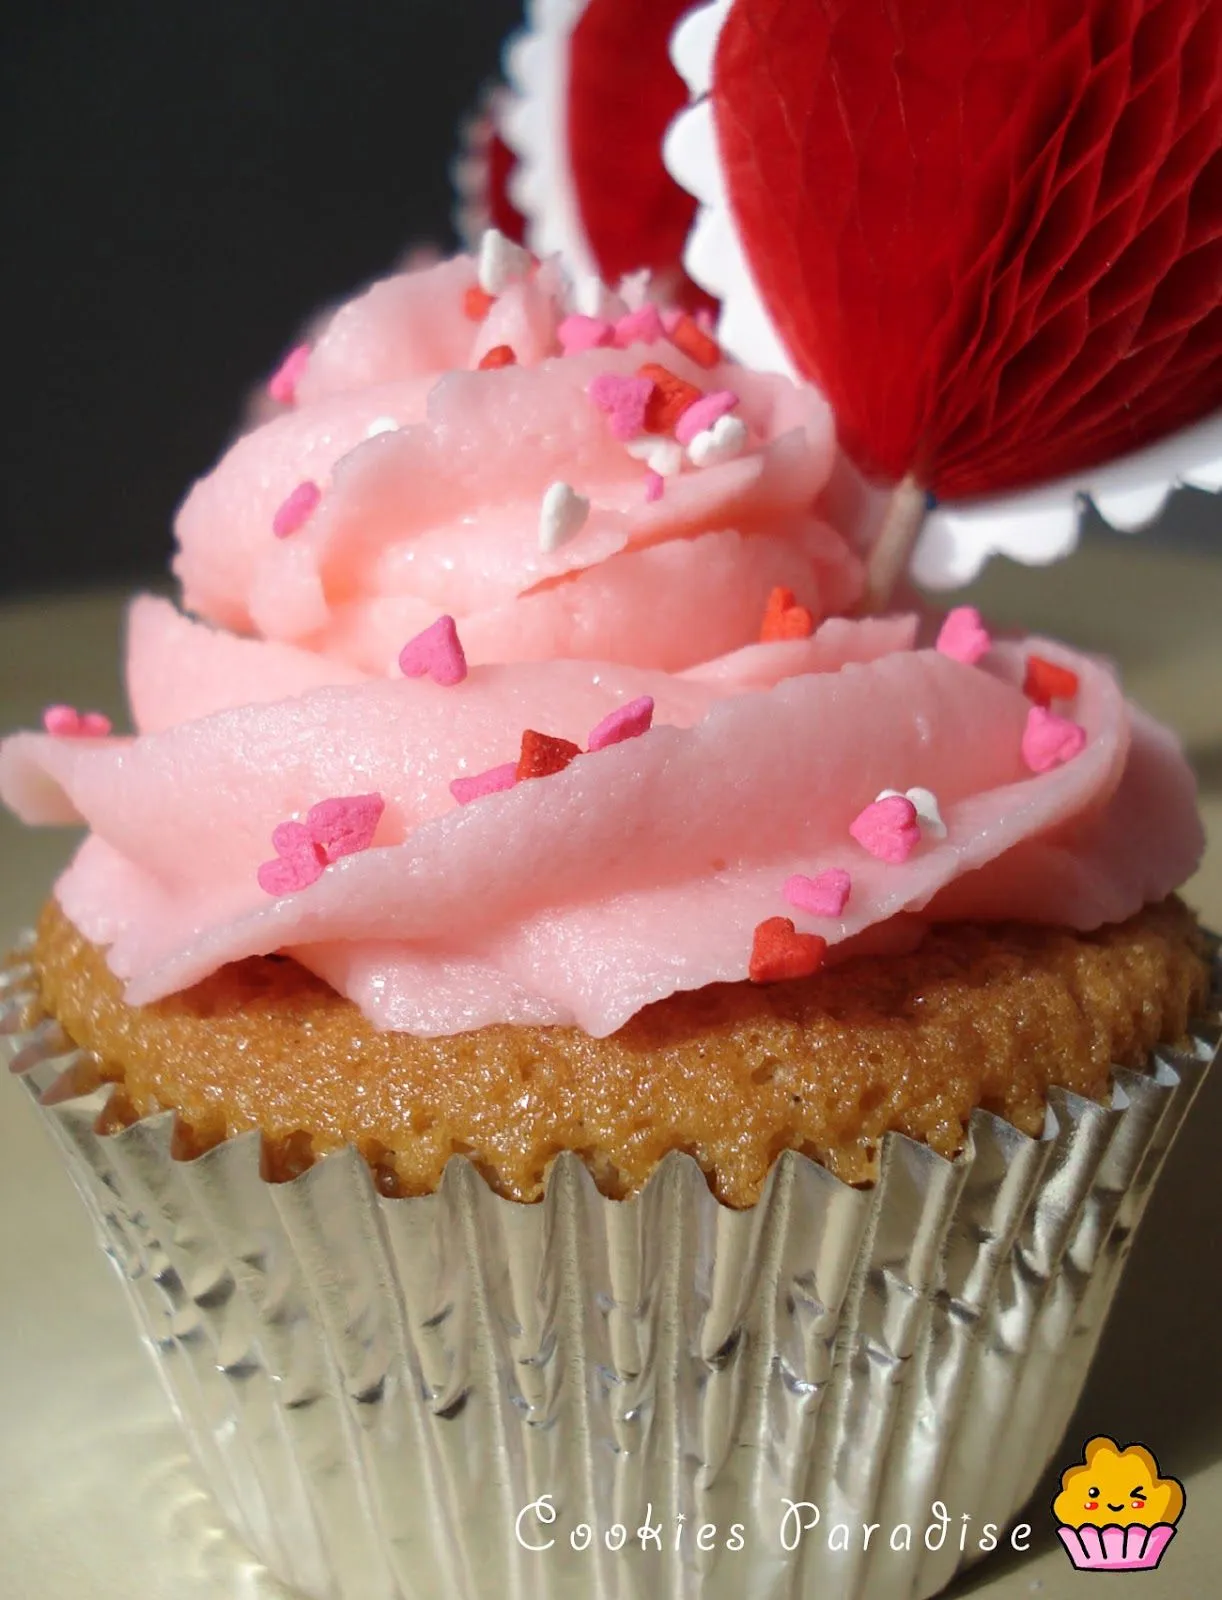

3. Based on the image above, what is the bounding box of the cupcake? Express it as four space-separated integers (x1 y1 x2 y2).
1 229 1217 1600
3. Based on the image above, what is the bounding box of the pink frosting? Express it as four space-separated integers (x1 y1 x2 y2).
0 250 1204 1038
0 602 1202 1036
177 254 856 673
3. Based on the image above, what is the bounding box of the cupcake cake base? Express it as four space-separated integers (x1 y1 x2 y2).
3 910 1217 1600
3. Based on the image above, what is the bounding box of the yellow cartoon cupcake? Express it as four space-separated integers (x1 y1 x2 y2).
1054 1437 1185 1572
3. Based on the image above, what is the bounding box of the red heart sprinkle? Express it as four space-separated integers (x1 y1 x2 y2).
759 586 814 642
667 313 721 369
749 917 828 984
463 285 495 321
517 729 582 781
478 344 517 370
637 363 703 434
1023 655 1080 706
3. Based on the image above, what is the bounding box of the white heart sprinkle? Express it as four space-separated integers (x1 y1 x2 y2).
539 482 591 553
365 415 399 438
573 273 618 319
686 413 749 468
875 786 948 839
624 437 685 476
477 227 532 296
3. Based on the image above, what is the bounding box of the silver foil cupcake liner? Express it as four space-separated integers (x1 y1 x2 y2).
3 944 1218 1600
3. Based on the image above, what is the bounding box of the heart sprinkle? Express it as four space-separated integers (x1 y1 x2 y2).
687 414 749 467
667 313 721 369
589 373 655 441
760 586 814 642
272 480 322 539
539 482 591 553
749 917 829 983
267 343 310 405
613 304 666 348
398 615 468 686
477 227 531 296
558 313 616 355
935 606 991 665
42 705 112 737
463 284 495 321
517 729 582 781
450 762 519 805
624 436 684 476
637 363 703 434
365 415 399 438
1024 655 1081 706
1022 706 1087 773
257 792 385 896
588 695 655 752
784 869 851 918
305 794 385 861
876 786 947 839
644 470 664 503
849 794 922 863
478 344 517 370
258 823 323 896
674 390 740 446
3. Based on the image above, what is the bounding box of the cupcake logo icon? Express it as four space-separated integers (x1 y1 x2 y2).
1053 1437 1186 1574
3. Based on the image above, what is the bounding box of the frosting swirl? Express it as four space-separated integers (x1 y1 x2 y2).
0 251 1204 1037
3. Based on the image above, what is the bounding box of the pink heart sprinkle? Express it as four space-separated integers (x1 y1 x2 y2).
267 343 311 405
1022 706 1087 773
450 761 519 805
674 390 739 446
644 470 664 503
613 304 666 348
258 821 324 896
660 308 683 335
849 795 922 864
272 479 322 539
589 372 655 441
42 705 112 737
784 868 852 918
306 793 385 861
558 313 615 354
587 695 655 753
935 605 991 665
398 614 468 686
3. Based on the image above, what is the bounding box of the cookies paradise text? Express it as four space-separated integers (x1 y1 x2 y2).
514 1496 1032 1557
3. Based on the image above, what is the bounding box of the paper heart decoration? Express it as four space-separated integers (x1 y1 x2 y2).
487 0 704 294
452 81 529 250
668 0 1222 594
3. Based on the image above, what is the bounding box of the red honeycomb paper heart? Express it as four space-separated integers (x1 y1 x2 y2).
566 0 699 283
712 0 1222 500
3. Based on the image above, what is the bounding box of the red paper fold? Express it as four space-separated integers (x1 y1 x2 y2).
713 0 1222 498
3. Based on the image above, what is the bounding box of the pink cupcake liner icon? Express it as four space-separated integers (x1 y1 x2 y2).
1057 1521 1179 1572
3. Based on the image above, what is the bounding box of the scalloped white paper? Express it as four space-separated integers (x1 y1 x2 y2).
499 0 598 280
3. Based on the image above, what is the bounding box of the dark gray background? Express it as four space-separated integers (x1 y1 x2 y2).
3 0 521 594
